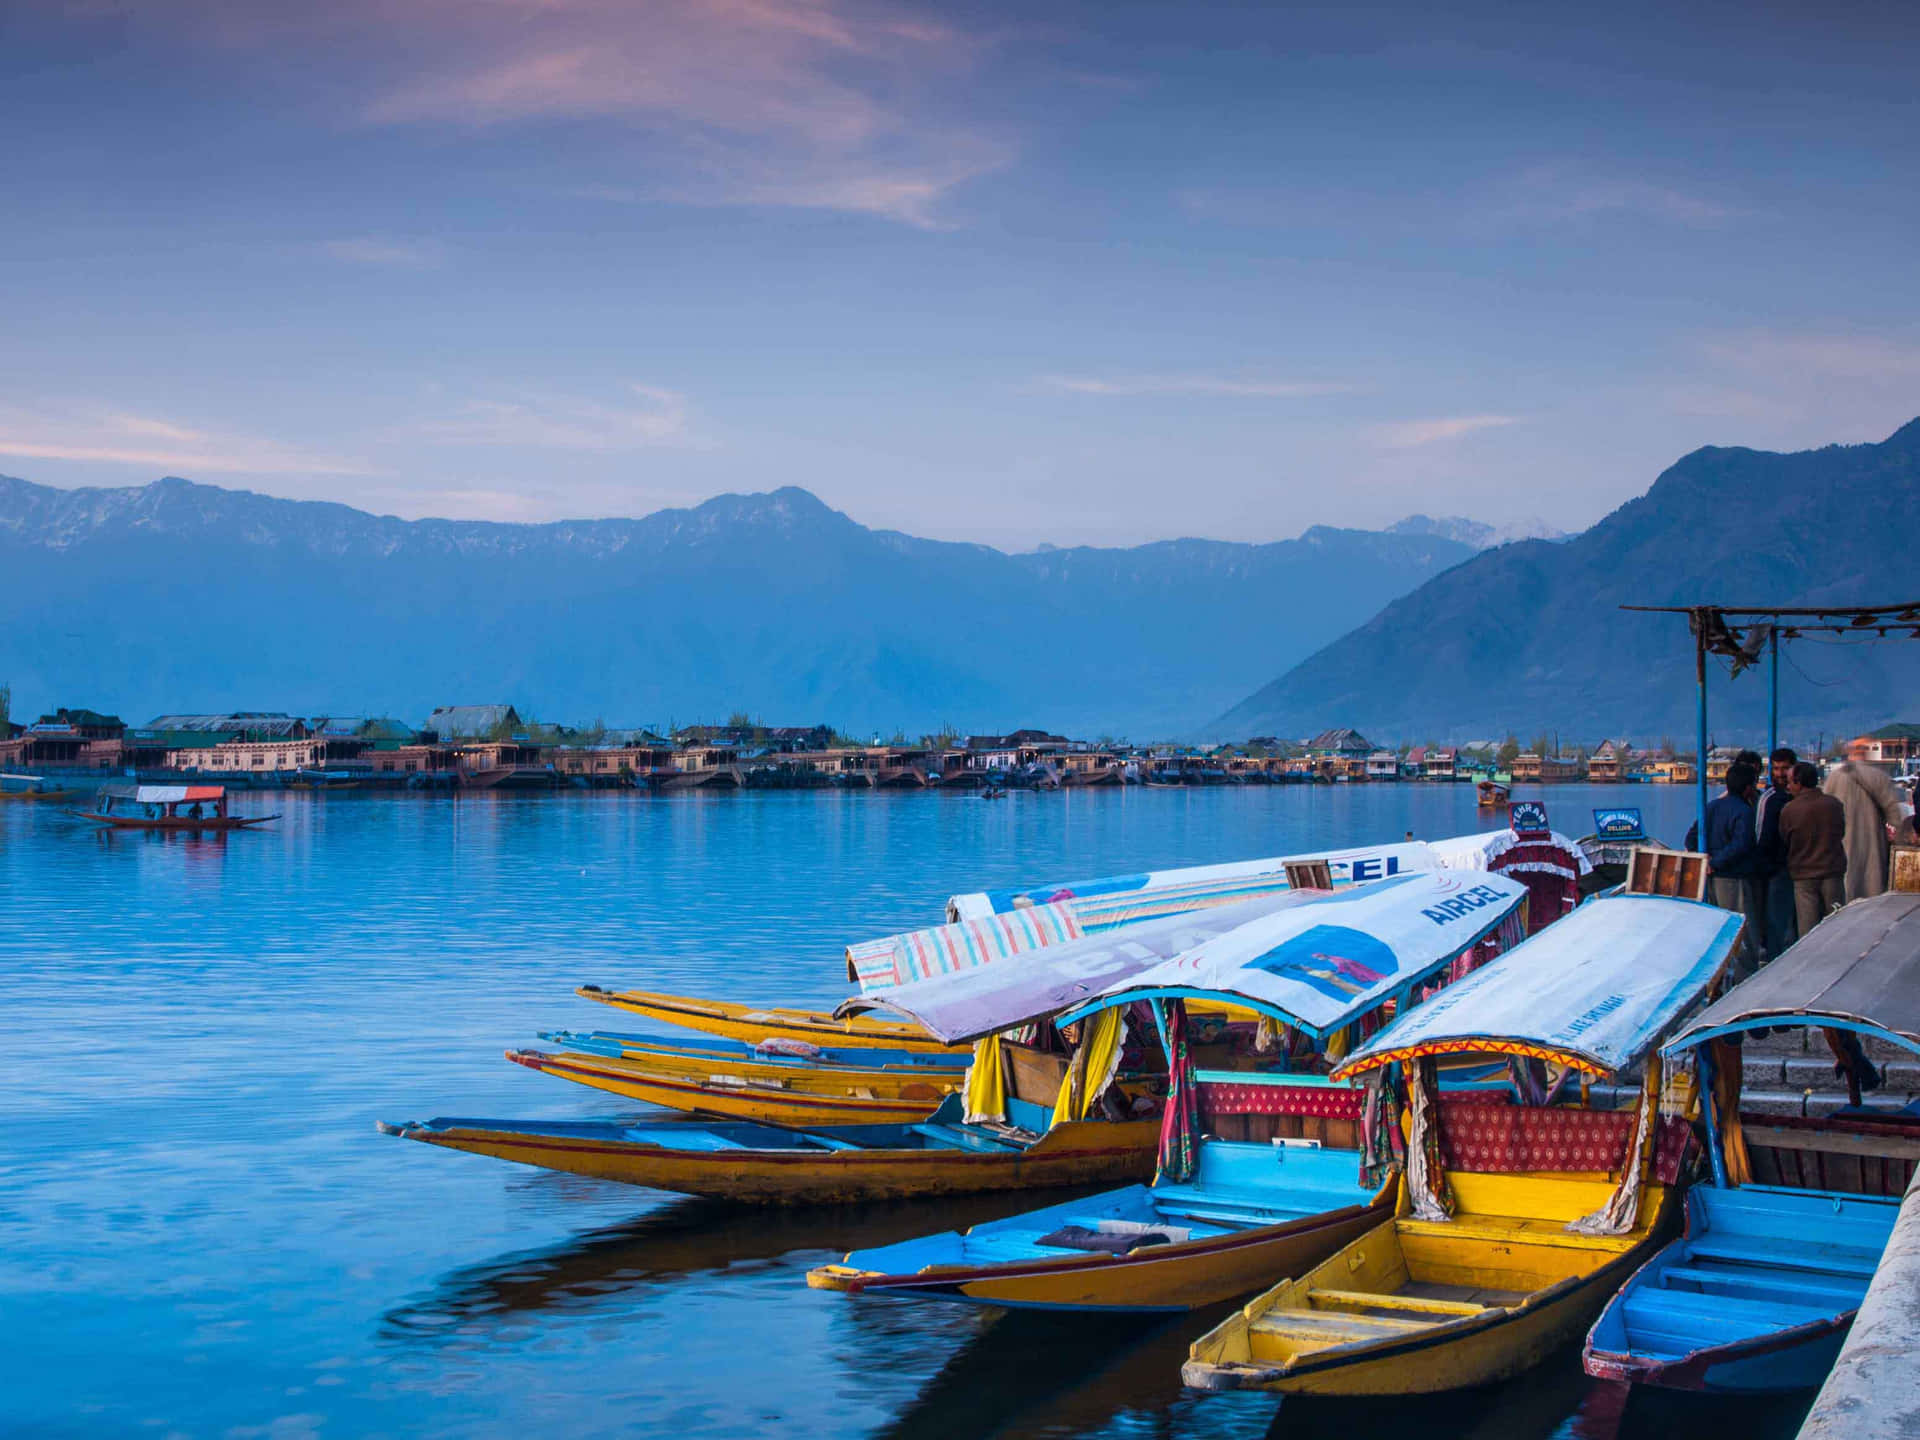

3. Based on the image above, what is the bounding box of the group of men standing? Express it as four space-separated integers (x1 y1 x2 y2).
1703 738 1910 976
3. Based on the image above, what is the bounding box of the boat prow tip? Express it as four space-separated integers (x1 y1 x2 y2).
505 1049 547 1070
374 1120 413 1137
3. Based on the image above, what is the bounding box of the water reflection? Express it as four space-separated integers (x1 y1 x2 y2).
382 1189 1094 1345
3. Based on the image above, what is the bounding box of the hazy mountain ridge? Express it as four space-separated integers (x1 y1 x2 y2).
0 474 1478 736
1211 419 1920 743
1388 513 1570 549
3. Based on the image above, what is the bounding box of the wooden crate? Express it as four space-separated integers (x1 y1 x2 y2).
1626 846 1708 900
1284 858 1334 890
1004 1044 1068 1107
1893 845 1920 895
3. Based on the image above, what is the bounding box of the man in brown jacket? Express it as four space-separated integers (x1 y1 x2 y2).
1780 761 1847 935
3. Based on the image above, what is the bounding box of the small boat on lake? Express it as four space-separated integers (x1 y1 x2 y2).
1583 890 1920 1393
507 1028 970 1126
1183 893 1743 1397
574 987 968 1054
378 1099 1163 1205
72 783 277 831
808 870 1531 1312
1474 771 1512 809
0 773 75 803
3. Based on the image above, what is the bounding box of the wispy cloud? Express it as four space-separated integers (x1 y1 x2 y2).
1696 332 1920 382
1039 375 1355 398
1660 330 1920 437
0 407 370 475
1491 165 1734 226
327 0 1005 229
410 383 702 451
319 237 443 267
1373 415 1520 449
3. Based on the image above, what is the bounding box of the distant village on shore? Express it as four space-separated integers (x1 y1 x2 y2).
5 697 1918 791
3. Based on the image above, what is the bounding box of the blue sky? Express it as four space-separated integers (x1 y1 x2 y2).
3 0 1916 547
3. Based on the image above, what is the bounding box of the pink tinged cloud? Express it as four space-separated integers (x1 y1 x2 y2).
0 410 371 475
1374 415 1520 449
342 0 999 226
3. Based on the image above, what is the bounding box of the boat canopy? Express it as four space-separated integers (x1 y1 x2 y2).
1427 829 1594 878
944 840 1435 922
98 783 226 804
853 873 1330 994
1332 894 1742 1081
1664 891 1920 1057
852 870 1527 1044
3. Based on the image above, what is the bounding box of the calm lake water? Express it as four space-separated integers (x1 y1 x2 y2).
1 786 1815 1439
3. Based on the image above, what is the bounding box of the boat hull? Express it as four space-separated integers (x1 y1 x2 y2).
1582 1185 1893 1393
1185 1175 1678 1396
811 1195 1389 1312
73 812 277 830
576 986 965 1054
507 1048 959 1126
379 1113 1159 1204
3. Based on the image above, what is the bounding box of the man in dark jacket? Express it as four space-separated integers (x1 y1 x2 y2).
1755 746 1799 961
1706 760 1762 975
1780 760 1848 935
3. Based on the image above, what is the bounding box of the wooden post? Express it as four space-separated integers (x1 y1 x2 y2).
1768 623 1780 763
1695 612 1710 853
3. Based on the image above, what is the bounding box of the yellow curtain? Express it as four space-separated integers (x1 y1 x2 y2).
1712 1038 1752 1186
1325 1024 1352 1063
963 1034 1007 1124
1051 1006 1127 1128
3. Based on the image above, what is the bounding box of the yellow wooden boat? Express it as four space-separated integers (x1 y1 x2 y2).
1182 893 1744 1397
1183 1170 1678 1394
379 1102 1161 1205
575 985 966 1054
506 1045 963 1126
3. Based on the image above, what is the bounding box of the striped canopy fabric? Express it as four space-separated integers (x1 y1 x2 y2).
847 902 1085 991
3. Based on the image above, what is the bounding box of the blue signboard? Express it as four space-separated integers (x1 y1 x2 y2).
1592 807 1647 841
1509 800 1550 837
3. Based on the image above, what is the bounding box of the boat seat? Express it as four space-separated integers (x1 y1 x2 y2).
910 1122 1023 1152
1153 1201 1306 1229
1250 1309 1433 1343
1622 1285 1835 1344
1687 1238 1882 1278
1661 1264 1866 1310
1307 1287 1489 1317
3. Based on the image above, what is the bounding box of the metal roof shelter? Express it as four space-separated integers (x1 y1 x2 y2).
1623 601 1920 845
1666 891 1920 1056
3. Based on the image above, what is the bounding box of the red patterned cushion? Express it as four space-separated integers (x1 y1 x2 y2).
1200 1080 1363 1119
1437 1097 1693 1182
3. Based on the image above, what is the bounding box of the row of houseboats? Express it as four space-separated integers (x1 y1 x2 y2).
378 827 1920 1400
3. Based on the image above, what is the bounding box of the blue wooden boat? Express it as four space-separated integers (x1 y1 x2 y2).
808 869 1532 1312
1583 891 1920 1393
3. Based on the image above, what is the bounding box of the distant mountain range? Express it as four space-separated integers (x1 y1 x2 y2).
0 475 1477 737
1211 418 1920 744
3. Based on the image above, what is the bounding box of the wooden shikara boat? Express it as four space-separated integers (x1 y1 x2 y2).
507 1027 968 1126
379 1095 1160 1205
1583 891 1920 1393
809 870 1533 1313
574 986 967 1055
1183 894 1744 1396
0 774 75 803
72 782 277 831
